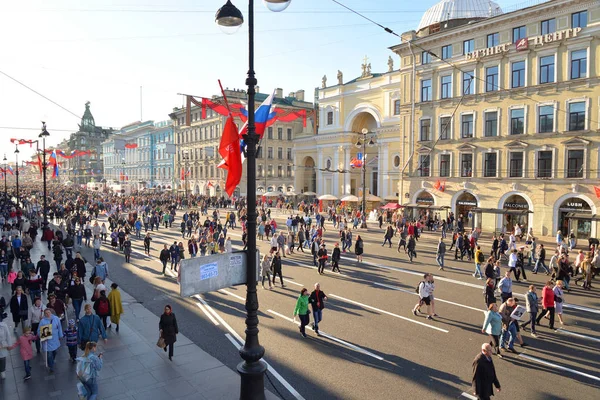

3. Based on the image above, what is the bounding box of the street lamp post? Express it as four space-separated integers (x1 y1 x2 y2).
39 122 50 225
215 1 291 399
2 154 7 199
14 144 20 205
182 150 189 200
356 128 375 229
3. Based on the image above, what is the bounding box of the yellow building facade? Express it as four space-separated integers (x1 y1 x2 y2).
294 63 403 200
390 0 600 239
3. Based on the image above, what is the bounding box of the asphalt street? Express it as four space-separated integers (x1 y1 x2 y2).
70 210 600 400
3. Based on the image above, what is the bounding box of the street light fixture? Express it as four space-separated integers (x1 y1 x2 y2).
39 122 50 225
14 144 20 205
356 128 375 229
216 1 291 399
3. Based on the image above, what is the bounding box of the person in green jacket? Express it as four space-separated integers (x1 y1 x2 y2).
293 288 310 338
481 303 503 358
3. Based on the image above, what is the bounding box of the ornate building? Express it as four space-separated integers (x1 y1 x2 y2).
392 0 600 238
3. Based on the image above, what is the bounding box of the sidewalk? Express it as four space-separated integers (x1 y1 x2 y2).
0 233 278 400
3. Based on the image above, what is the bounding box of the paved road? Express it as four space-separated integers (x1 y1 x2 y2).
78 210 600 400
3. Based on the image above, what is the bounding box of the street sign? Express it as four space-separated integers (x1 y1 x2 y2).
357 152 363 160
179 250 260 297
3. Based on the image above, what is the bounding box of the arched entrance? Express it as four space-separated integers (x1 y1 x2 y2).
414 190 435 206
454 191 478 225
194 184 200 195
302 157 316 193
500 193 533 233
557 196 593 239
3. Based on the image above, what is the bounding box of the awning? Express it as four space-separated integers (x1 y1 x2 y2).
471 208 533 216
403 204 450 210
565 212 600 221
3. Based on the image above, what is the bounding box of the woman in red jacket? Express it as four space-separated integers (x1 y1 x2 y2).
536 280 555 330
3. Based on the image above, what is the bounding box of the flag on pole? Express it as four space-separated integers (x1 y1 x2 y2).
6 166 14 176
207 181 214 188
180 168 185 181
239 91 277 139
49 151 59 178
186 167 191 177
217 115 242 197
594 186 600 199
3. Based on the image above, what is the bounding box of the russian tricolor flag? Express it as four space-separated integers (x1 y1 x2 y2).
239 91 277 139
49 150 59 178
6 165 14 175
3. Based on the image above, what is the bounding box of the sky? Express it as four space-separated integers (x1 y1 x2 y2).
0 0 520 162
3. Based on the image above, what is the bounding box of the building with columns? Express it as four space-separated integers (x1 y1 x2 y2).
294 60 402 199
391 0 600 238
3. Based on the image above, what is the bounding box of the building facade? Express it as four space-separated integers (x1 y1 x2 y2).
102 120 175 190
391 0 600 238
170 88 313 197
294 61 402 199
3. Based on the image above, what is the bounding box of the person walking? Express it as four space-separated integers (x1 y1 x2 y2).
93 290 111 330
159 305 178 361
36 255 51 292
553 280 565 325
533 244 549 274
0 317 14 380
68 277 87 321
497 271 513 303
93 258 109 283
474 245 484 279
92 235 101 261
123 235 132 263
271 252 285 288
381 225 394 248
536 280 555 330
436 238 446 271
78 304 107 350
77 341 103 400
107 283 123 332
143 233 152 256
260 254 273 289
37 308 63 373
471 343 501 400
507 249 520 281
159 244 170 275
331 242 341 273
27 297 45 354
484 278 496 307
407 234 417 262
317 244 328 275
498 298 518 354
520 285 539 337
355 235 364 262
309 283 327 336
293 288 310 338
9 286 29 333
481 304 503 358
9 326 38 380
412 274 434 320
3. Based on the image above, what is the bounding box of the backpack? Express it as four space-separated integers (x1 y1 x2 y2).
477 252 484 263
98 298 109 315
415 281 424 294
76 356 93 383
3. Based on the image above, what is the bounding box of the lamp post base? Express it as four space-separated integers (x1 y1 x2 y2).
237 359 267 400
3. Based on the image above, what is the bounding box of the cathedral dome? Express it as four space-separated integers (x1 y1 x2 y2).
417 0 503 32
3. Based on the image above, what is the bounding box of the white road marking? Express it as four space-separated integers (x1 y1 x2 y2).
283 279 304 287
373 282 485 313
329 294 449 333
219 289 246 302
224 333 241 348
267 309 385 361
461 392 478 399
562 303 600 315
518 354 600 382
195 302 220 326
193 295 244 344
556 328 600 343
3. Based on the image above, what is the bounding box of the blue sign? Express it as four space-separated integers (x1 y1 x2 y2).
357 152 363 160
200 262 218 280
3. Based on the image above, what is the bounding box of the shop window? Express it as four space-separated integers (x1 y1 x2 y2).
460 154 473 177
440 117 451 140
463 71 474 95
439 154 450 177
538 105 554 133
511 61 525 88
420 119 431 141
539 55 555 84
441 75 452 99
461 114 473 138
571 50 587 79
572 11 587 28
484 111 497 137
418 155 430 177
541 18 556 35
510 108 524 135
421 79 432 102
486 66 498 92
567 149 584 178
568 102 586 131
484 153 497 177
537 151 553 178
509 152 524 177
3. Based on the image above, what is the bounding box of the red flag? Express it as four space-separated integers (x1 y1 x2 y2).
433 180 441 190
595 186 600 199
180 168 185 181
37 154 43 176
217 115 242 197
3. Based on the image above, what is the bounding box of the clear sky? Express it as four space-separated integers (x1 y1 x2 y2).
0 0 518 161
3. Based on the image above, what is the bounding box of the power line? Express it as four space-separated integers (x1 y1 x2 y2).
0 69 82 120
0 126 74 132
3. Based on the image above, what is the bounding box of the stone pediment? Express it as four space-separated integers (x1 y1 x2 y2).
562 137 590 146
457 143 477 151
417 145 432 153
504 140 528 148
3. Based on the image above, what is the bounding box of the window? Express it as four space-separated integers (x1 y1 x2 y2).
569 102 586 131
421 51 431 65
418 155 430 177
287 165 292 177
257 165 263 177
287 128 293 140
393 100 401 115
567 150 584 178
513 26 526 43
509 152 524 177
441 75 452 99
421 79 432 102
287 148 292 160
539 55 555 84
486 66 498 92
484 111 498 137
326 112 333 125
267 165 273 177
537 151 553 178
440 117 451 140
538 105 554 133
420 119 431 141
393 155 401 168
541 19 556 35
461 114 473 138
463 39 474 54
439 154 450 177
511 61 525 88
463 71 474 94
572 11 587 28
267 147 273 159
277 165 283 177
484 153 497 177
487 33 499 48
461 154 473 177
571 49 587 79
441 45 452 60
510 108 525 135
277 128 283 140
267 127 273 139
277 147 283 159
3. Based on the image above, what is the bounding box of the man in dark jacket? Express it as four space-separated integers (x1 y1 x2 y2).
308 283 327 335
331 243 341 273
159 244 171 275
9 286 29 332
472 343 501 400
36 255 51 291
73 253 87 280
317 244 328 275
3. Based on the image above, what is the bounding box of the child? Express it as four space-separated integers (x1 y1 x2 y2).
65 319 78 362
6 269 17 285
10 326 38 380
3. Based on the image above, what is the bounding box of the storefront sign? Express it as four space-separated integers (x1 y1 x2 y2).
466 27 582 60
565 201 585 209
457 200 477 206
504 202 528 209
416 197 434 205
